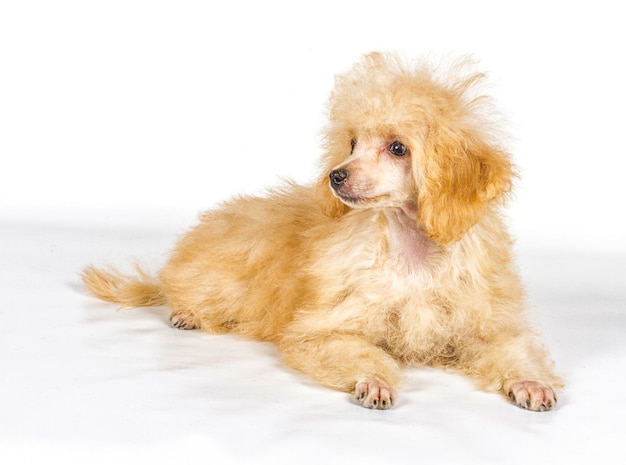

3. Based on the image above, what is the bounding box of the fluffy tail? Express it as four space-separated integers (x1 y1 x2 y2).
81 265 168 307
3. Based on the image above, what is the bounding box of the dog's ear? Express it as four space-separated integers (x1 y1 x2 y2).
417 125 515 244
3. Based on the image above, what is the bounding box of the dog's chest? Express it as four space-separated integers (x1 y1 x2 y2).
369 278 467 365
374 222 470 362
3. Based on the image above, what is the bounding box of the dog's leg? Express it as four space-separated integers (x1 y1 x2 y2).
458 332 563 411
279 333 402 410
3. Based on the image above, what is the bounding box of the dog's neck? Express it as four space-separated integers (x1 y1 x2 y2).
383 202 434 270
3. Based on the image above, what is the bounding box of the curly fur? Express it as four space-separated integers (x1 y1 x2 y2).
82 52 562 411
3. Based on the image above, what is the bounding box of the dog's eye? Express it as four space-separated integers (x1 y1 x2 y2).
350 139 356 154
389 141 408 157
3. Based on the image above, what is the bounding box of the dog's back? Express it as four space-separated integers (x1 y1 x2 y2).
83 183 325 342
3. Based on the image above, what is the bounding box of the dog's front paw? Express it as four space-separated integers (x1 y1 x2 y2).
354 378 396 410
508 381 556 412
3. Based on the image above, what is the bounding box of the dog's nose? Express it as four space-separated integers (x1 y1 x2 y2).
329 169 349 189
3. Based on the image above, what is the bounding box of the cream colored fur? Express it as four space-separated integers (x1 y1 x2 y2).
82 52 562 411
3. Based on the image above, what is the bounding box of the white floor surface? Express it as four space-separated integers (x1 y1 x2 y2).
1 213 625 465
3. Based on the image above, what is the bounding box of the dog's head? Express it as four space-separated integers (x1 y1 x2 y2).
316 52 515 245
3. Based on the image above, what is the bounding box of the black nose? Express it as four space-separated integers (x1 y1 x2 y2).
329 169 348 189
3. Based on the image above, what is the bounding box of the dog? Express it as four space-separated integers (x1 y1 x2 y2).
82 52 562 411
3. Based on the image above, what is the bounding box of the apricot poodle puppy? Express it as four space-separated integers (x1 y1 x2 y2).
83 52 562 411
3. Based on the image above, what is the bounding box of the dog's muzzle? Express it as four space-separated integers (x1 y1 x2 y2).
329 169 349 191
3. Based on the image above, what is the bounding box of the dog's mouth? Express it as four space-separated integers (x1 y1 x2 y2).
335 192 389 207
329 169 394 208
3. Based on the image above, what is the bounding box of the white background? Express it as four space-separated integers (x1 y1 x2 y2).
2 0 625 251
1 1 625 464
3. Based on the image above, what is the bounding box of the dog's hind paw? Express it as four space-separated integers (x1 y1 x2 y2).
354 378 396 410
169 310 198 330
508 381 556 412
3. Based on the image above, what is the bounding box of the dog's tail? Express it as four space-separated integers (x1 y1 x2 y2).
81 265 168 307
